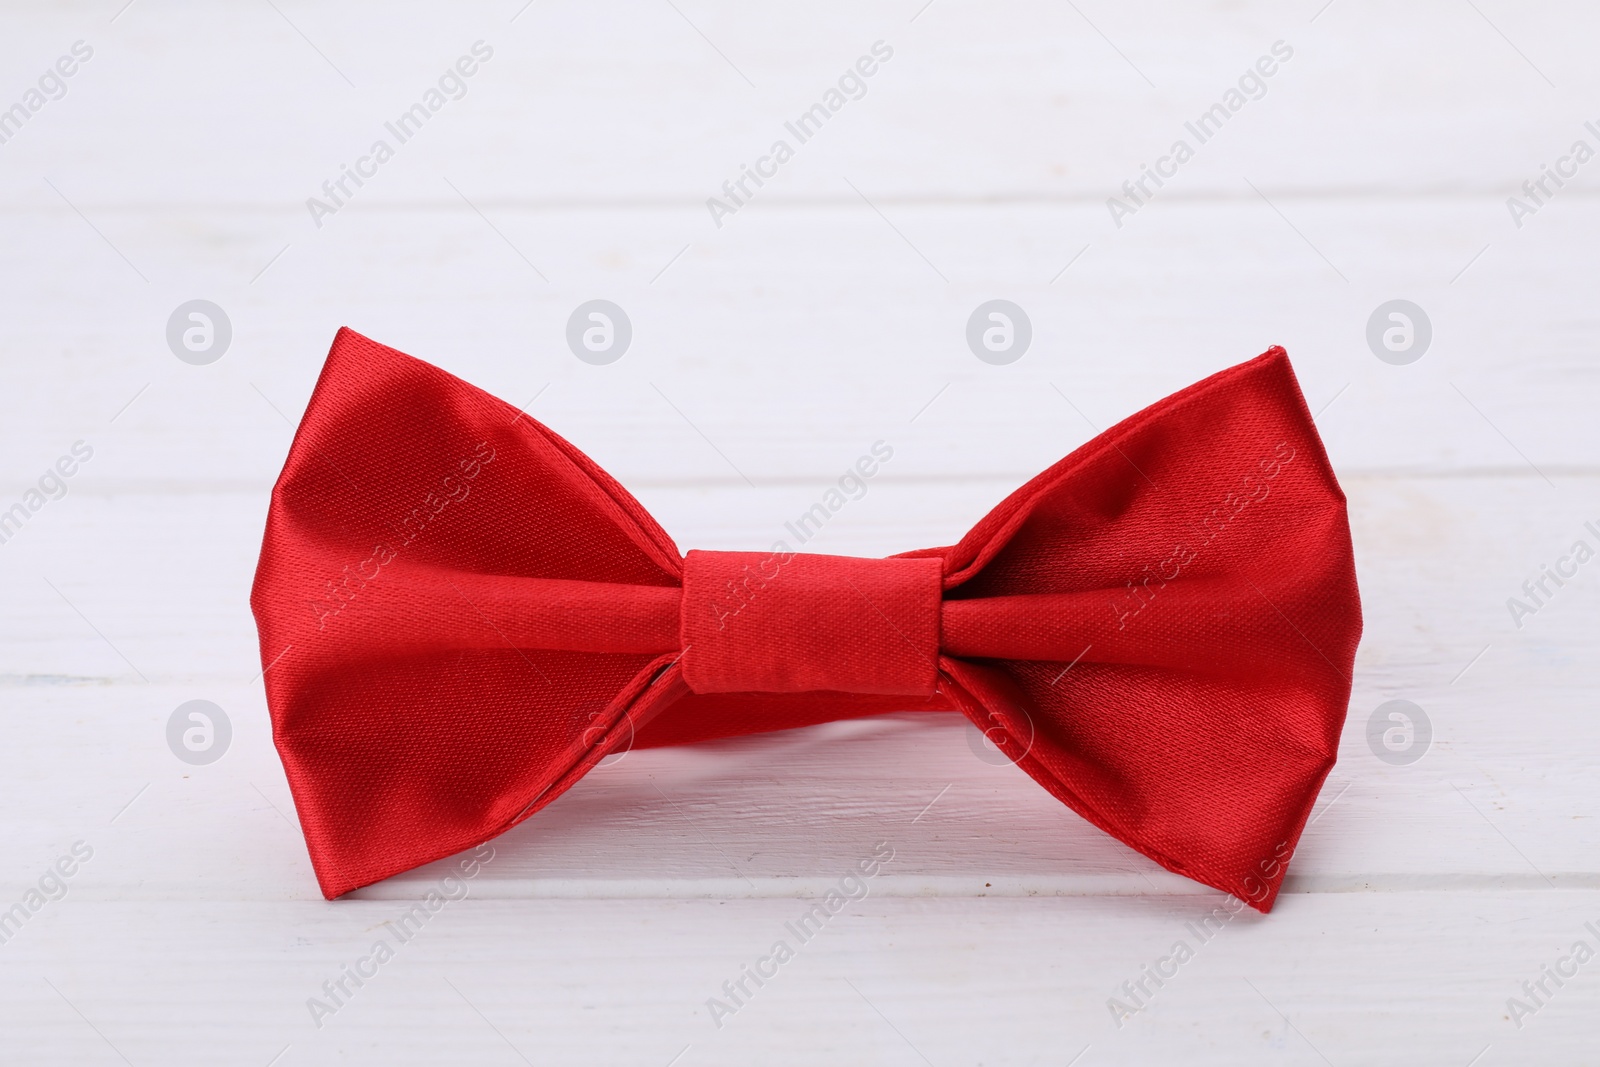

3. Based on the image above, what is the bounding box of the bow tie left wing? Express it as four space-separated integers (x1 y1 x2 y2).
252 328 688 898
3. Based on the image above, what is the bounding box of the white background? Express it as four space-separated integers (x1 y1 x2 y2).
1 0 1598 1063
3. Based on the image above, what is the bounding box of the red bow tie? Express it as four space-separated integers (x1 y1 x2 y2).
252 329 1360 910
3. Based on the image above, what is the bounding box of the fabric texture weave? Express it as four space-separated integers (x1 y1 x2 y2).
251 329 1362 910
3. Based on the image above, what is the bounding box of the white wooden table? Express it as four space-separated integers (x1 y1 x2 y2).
3 1 1598 1062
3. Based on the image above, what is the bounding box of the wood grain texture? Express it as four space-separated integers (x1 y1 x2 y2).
2 0 1597 1063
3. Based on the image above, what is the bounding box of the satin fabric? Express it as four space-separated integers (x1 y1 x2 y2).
252 329 1361 909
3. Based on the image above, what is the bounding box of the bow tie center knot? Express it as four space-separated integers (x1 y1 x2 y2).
679 549 942 696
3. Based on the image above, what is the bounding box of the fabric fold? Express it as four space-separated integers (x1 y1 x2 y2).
252 329 1361 909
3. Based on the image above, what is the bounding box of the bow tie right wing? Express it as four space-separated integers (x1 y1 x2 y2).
912 348 1362 912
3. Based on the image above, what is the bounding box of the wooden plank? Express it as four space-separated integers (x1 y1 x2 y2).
0 200 1595 493
1 893 1596 1064
0 1 1592 204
